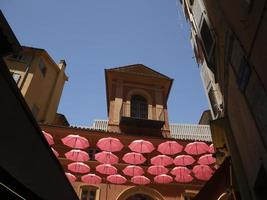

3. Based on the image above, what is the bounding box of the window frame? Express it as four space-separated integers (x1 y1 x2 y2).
130 95 148 119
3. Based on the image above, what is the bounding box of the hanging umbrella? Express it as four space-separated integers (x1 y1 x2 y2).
147 165 168 175
42 131 54 145
170 166 191 176
154 174 173 184
65 172 76 182
193 165 213 181
129 140 154 153
150 155 173 166
96 164 117 175
97 137 123 152
61 134 89 149
209 144 215 153
107 174 127 184
65 149 89 162
198 154 216 165
51 147 59 157
123 152 146 165
173 155 195 166
157 141 183 155
175 174 193 183
184 142 209 155
81 174 102 184
123 165 144 176
68 162 90 174
95 151 119 164
131 176 150 185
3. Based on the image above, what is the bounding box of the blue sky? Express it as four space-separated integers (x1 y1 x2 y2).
1 0 208 125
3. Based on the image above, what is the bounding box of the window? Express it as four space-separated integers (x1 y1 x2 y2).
130 95 148 119
39 59 47 76
200 19 214 57
237 57 251 92
88 148 100 161
11 72 21 84
80 186 98 200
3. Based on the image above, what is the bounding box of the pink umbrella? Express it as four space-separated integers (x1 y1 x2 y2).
123 152 146 165
193 165 213 181
96 164 117 175
209 144 215 153
175 174 193 183
51 147 59 157
95 151 119 164
170 166 191 176
61 134 89 149
154 174 173 184
123 165 144 176
81 174 102 184
147 165 168 175
107 174 127 184
184 142 209 155
198 154 216 165
157 141 183 155
151 155 173 166
131 176 150 185
173 155 195 166
65 172 76 182
42 131 54 145
68 162 90 174
129 140 154 153
65 149 89 162
97 137 123 152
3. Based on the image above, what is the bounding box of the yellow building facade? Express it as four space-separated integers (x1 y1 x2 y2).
4 46 69 125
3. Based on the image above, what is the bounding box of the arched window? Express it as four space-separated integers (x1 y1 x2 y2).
131 95 148 119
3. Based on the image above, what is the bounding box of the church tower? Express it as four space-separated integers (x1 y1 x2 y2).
105 64 173 137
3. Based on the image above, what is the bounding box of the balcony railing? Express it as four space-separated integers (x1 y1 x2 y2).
119 102 165 129
120 102 165 121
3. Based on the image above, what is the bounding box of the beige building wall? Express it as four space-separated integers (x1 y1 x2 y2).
4 46 68 124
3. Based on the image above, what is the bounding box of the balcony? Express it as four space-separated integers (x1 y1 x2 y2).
119 102 165 130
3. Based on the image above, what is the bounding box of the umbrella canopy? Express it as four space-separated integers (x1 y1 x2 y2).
193 165 213 181
150 155 173 166
184 142 209 155
173 155 195 166
95 151 119 164
208 144 215 153
65 172 76 182
42 131 54 145
154 174 173 184
96 164 117 175
61 134 89 149
131 176 150 185
97 137 123 152
157 141 183 155
123 152 146 165
198 154 216 165
51 147 59 157
147 165 168 175
65 149 89 162
129 140 154 153
170 166 191 176
175 174 193 183
81 174 102 184
68 162 90 174
107 174 127 184
123 165 144 176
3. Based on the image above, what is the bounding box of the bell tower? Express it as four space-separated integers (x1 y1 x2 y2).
105 64 173 137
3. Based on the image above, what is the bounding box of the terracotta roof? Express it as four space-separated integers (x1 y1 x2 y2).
105 64 172 80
